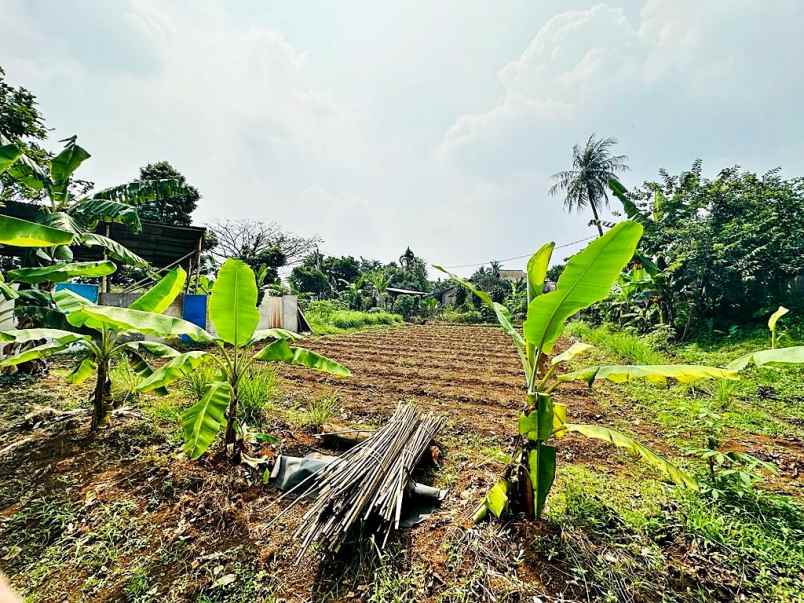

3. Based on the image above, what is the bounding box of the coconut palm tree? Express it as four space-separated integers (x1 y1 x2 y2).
549 135 629 236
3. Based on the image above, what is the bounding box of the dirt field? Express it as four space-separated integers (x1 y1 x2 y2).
2 323 801 602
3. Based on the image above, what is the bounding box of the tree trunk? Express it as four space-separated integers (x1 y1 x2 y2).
224 389 239 460
589 202 604 237
91 359 112 431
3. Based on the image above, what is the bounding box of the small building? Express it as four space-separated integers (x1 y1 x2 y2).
499 269 525 283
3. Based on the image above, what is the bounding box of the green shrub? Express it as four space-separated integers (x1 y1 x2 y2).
439 308 484 324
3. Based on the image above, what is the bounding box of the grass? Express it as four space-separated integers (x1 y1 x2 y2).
566 321 667 364
543 465 804 602
292 394 339 430
304 300 403 334
238 366 279 427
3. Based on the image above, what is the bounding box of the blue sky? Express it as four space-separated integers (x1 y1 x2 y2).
2 0 802 274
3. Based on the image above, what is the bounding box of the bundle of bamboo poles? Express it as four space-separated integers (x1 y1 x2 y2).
273 403 445 559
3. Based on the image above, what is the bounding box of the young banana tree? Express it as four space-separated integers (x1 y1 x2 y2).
436 221 736 522
725 306 804 371
3 135 186 268
135 258 350 460
0 266 207 430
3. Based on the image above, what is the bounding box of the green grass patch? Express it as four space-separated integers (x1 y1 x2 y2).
566 321 666 364
304 300 402 334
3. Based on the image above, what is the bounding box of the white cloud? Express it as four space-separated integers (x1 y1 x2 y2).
439 1 804 179
2 1 803 277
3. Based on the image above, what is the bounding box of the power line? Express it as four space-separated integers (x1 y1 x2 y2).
438 235 597 269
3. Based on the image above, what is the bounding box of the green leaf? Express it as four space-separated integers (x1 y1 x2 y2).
248 328 303 345
91 178 187 205
0 215 74 248
551 342 594 365
122 341 182 358
528 445 556 518
67 304 214 342
254 338 350 377
768 306 789 348
50 139 90 194
209 259 259 347
526 242 554 303
726 346 804 371
565 424 698 490
523 222 643 354
54 288 91 314
485 479 510 518
129 268 186 313
66 358 97 384
0 337 86 367
136 351 208 392
8 260 116 284
70 198 141 232
0 143 22 174
0 273 18 301
2 328 84 344
181 381 232 459
608 178 643 221
77 233 148 268
560 364 738 385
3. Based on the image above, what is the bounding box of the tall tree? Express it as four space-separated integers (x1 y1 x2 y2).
549 135 629 236
136 161 199 226
0 66 51 201
208 220 321 285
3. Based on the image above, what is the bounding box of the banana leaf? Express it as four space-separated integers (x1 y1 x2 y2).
0 143 22 174
209 259 259 347
77 233 149 269
0 336 87 367
70 198 141 232
66 358 97 384
526 242 554 303
136 351 208 392
67 304 214 342
129 268 186 313
0 215 73 248
523 222 643 354
248 328 302 344
181 381 232 459
565 424 697 490
8 260 116 284
551 342 594 365
254 338 350 377
560 364 738 385
726 346 804 371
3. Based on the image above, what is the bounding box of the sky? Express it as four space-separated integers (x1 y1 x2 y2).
2 0 803 275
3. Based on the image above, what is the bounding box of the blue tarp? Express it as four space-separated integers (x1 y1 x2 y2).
54 283 99 303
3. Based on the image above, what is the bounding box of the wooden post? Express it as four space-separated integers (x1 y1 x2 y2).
194 233 203 292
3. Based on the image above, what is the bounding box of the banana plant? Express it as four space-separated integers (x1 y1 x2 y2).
726 306 804 371
436 222 735 522
3 136 187 268
0 266 208 430
135 258 350 460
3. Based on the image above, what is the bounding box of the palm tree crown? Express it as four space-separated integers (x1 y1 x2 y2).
549 135 629 236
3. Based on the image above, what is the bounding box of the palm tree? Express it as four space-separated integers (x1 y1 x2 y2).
549 135 629 236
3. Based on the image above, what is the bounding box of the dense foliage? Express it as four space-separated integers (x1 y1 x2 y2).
616 163 804 336
136 161 200 226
